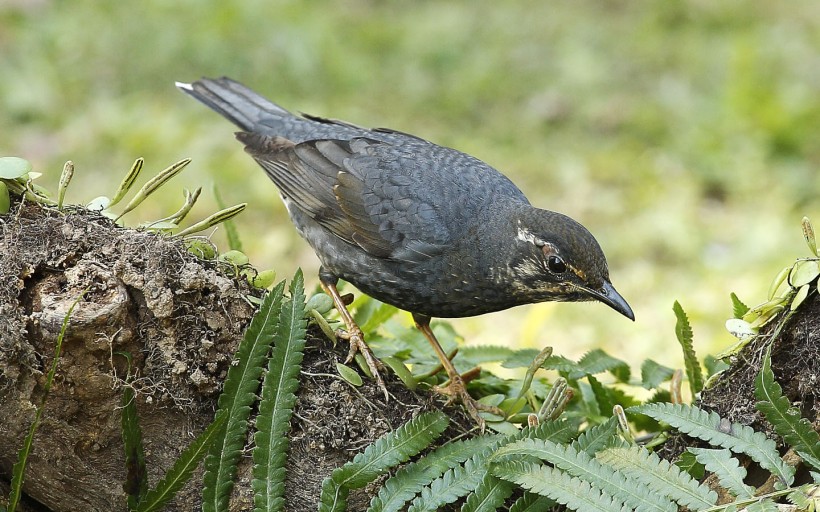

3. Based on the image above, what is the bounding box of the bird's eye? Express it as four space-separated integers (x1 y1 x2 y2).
548 255 567 274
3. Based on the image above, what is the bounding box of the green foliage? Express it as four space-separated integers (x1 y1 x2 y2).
122 382 148 510
202 281 286 512
631 403 795 487
6 290 85 512
135 413 227 512
597 445 717 510
213 184 243 252
367 435 500 512
251 271 307 512
672 301 703 397
319 411 449 512
687 448 755 499
755 345 820 471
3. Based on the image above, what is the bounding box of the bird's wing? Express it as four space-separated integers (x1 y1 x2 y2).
237 132 453 262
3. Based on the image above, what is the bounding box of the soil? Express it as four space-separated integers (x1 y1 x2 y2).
0 199 472 512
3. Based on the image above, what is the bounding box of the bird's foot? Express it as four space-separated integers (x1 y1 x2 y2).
433 372 504 433
336 325 388 401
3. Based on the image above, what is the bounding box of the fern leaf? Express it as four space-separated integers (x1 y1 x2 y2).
407 452 492 512
122 384 147 510
572 417 618 454
528 418 578 444
493 438 675 512
458 345 516 364
508 492 555 512
688 448 755 498
319 411 449 512
460 473 514 512
754 346 820 470
730 292 750 319
597 445 717 510
492 460 630 512
743 500 779 511
672 301 703 395
640 359 675 390
202 281 286 512
252 271 307 512
632 403 795 486
576 349 630 381
136 413 227 512
367 435 499 512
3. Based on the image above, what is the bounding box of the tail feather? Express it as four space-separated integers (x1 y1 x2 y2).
176 77 291 132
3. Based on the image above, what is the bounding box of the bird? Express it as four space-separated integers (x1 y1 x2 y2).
177 77 634 430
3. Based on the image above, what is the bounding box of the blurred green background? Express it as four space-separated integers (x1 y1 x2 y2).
2 1 818 371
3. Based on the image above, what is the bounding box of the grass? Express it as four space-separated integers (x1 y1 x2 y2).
2 0 818 369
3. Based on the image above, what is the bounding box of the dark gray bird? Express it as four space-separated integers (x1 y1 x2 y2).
177 77 634 429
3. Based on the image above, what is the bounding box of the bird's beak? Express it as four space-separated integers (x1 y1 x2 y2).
585 282 635 321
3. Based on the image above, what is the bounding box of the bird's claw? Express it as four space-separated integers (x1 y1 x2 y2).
433 373 503 433
336 326 388 401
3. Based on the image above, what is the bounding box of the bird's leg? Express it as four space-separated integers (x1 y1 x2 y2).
412 314 504 432
319 269 387 400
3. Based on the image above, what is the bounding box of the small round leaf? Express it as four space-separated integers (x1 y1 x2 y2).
336 363 363 386
789 260 820 288
0 157 32 179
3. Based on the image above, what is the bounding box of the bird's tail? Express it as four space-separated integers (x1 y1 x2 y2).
175 77 292 132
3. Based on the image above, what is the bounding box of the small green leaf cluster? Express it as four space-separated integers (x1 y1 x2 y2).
723 217 820 357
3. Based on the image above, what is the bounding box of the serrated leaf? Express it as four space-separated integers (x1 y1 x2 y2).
630 403 795 488
672 301 703 396
202 282 286 512
122 385 147 510
597 445 716 510
508 492 555 512
460 473 514 512
408 452 492 512
755 346 820 471
730 292 750 319
572 417 618 454
252 271 307 512
136 414 226 512
367 435 500 512
492 460 630 512
640 359 675 389
493 438 675 512
688 448 755 498
321 412 448 512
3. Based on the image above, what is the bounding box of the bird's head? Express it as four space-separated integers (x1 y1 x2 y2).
505 208 634 320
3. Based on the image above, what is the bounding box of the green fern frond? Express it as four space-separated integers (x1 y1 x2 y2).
493 438 675 512
597 444 717 511
8 289 85 512
122 384 148 511
459 345 516 364
202 281 286 512
508 492 556 512
754 346 820 470
576 349 630 381
367 435 500 512
730 293 750 319
319 411 449 512
492 460 630 512
136 413 227 512
460 473 514 512
687 448 755 498
407 452 493 512
742 500 779 511
632 403 795 486
252 271 307 512
640 359 675 390
572 417 618 454
406 418 576 512
672 301 703 396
